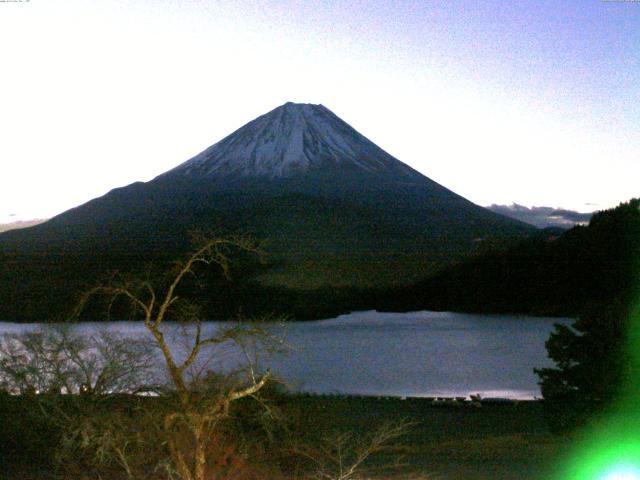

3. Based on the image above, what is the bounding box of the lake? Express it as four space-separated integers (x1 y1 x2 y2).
0 311 572 399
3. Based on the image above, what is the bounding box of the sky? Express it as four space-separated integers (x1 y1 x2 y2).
1 0 638 222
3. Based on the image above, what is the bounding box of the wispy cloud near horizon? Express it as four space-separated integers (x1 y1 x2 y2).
487 204 593 229
0 218 47 233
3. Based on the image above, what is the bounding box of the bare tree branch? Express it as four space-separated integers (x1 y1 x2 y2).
66 234 277 480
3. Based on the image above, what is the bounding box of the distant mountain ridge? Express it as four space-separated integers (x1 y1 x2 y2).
0 102 535 321
0 219 47 233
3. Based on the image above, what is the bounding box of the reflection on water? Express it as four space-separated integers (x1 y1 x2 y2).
0 311 572 399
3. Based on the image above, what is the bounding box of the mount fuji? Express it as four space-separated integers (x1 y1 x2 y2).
0 102 534 321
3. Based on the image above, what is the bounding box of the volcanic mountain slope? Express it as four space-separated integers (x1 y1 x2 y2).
166 102 417 178
0 102 534 320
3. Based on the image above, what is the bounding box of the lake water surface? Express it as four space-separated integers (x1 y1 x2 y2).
0 311 572 399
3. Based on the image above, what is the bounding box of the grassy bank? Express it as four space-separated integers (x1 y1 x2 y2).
282 395 570 479
0 393 573 480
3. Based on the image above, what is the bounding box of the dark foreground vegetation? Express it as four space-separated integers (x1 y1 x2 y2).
0 392 575 480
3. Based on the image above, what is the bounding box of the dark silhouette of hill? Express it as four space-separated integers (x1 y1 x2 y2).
381 199 639 317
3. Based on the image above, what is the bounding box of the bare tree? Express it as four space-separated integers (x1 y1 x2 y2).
74 236 280 480
0 326 156 396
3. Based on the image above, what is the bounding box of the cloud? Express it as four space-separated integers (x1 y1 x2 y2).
0 219 47 233
486 204 593 229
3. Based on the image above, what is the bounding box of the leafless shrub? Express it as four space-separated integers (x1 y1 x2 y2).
290 420 412 480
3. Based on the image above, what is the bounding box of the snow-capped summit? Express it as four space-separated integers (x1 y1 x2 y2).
167 102 417 179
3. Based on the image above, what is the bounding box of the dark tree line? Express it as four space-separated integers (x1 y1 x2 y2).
394 198 639 317
534 200 639 431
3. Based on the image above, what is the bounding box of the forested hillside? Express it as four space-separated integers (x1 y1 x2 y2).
388 199 639 316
